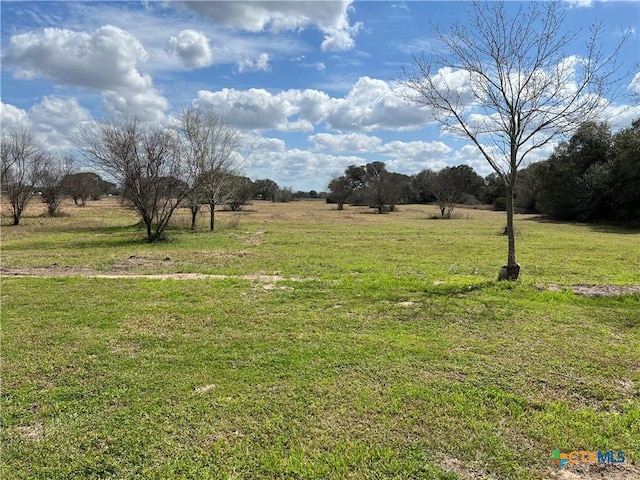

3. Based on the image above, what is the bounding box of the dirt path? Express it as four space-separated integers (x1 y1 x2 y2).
0 266 287 283
2 265 639 296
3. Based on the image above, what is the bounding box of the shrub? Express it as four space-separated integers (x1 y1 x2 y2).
493 197 507 211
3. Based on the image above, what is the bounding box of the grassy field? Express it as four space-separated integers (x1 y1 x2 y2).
1 199 639 479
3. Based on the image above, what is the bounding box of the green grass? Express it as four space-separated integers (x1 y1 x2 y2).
1 199 639 479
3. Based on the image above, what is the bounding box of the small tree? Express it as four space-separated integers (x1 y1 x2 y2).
41 155 74 216
224 175 255 211
254 179 279 202
398 0 628 280
178 107 242 231
1 127 47 225
328 174 359 210
63 171 107 206
428 167 464 219
80 117 195 241
275 186 294 203
360 162 407 213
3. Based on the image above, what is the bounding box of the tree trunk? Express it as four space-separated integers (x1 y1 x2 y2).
209 202 215 231
144 218 153 240
190 209 197 230
12 213 20 225
499 181 520 281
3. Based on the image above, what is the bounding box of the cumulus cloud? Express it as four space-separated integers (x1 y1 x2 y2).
102 89 168 123
182 0 361 51
195 88 306 131
3 25 168 121
167 29 213 68
309 132 383 153
0 101 29 130
324 77 429 131
4 25 149 89
29 97 92 150
193 77 430 133
1 97 92 150
236 53 270 73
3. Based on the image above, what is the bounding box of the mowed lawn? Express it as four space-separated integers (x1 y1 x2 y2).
1 199 639 479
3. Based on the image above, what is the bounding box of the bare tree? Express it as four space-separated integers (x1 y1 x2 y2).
177 107 242 231
427 168 464 219
1 127 47 225
80 117 195 241
398 0 627 280
41 154 74 216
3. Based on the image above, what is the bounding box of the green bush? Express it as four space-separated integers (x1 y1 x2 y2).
493 197 507 211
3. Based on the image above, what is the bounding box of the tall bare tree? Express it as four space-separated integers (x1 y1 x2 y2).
398 0 627 280
1 127 47 225
177 107 242 231
80 117 195 241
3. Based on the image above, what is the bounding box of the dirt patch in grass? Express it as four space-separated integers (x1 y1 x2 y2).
16 422 45 440
0 265 289 283
547 462 640 479
439 457 489 479
110 255 172 271
545 283 640 297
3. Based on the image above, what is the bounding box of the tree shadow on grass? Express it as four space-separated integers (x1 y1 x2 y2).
1 223 150 251
519 215 640 234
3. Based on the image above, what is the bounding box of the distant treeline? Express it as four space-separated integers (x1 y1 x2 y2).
327 118 639 223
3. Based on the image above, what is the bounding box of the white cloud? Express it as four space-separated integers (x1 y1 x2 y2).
562 0 594 7
247 147 366 190
4 25 149 89
281 89 332 125
167 29 213 69
193 77 430 133
181 0 361 51
1 97 91 151
324 77 429 131
102 88 168 123
28 96 91 150
629 72 640 95
194 88 306 131
310 132 383 153
309 132 452 175
236 53 270 74
0 101 29 130
3 25 168 121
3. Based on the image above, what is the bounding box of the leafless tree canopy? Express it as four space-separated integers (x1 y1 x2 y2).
177 107 243 231
426 168 464 219
1 127 47 225
80 117 196 241
398 0 627 279
40 154 74 217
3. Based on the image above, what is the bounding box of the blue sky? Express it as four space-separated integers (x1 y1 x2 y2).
2 1 639 191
